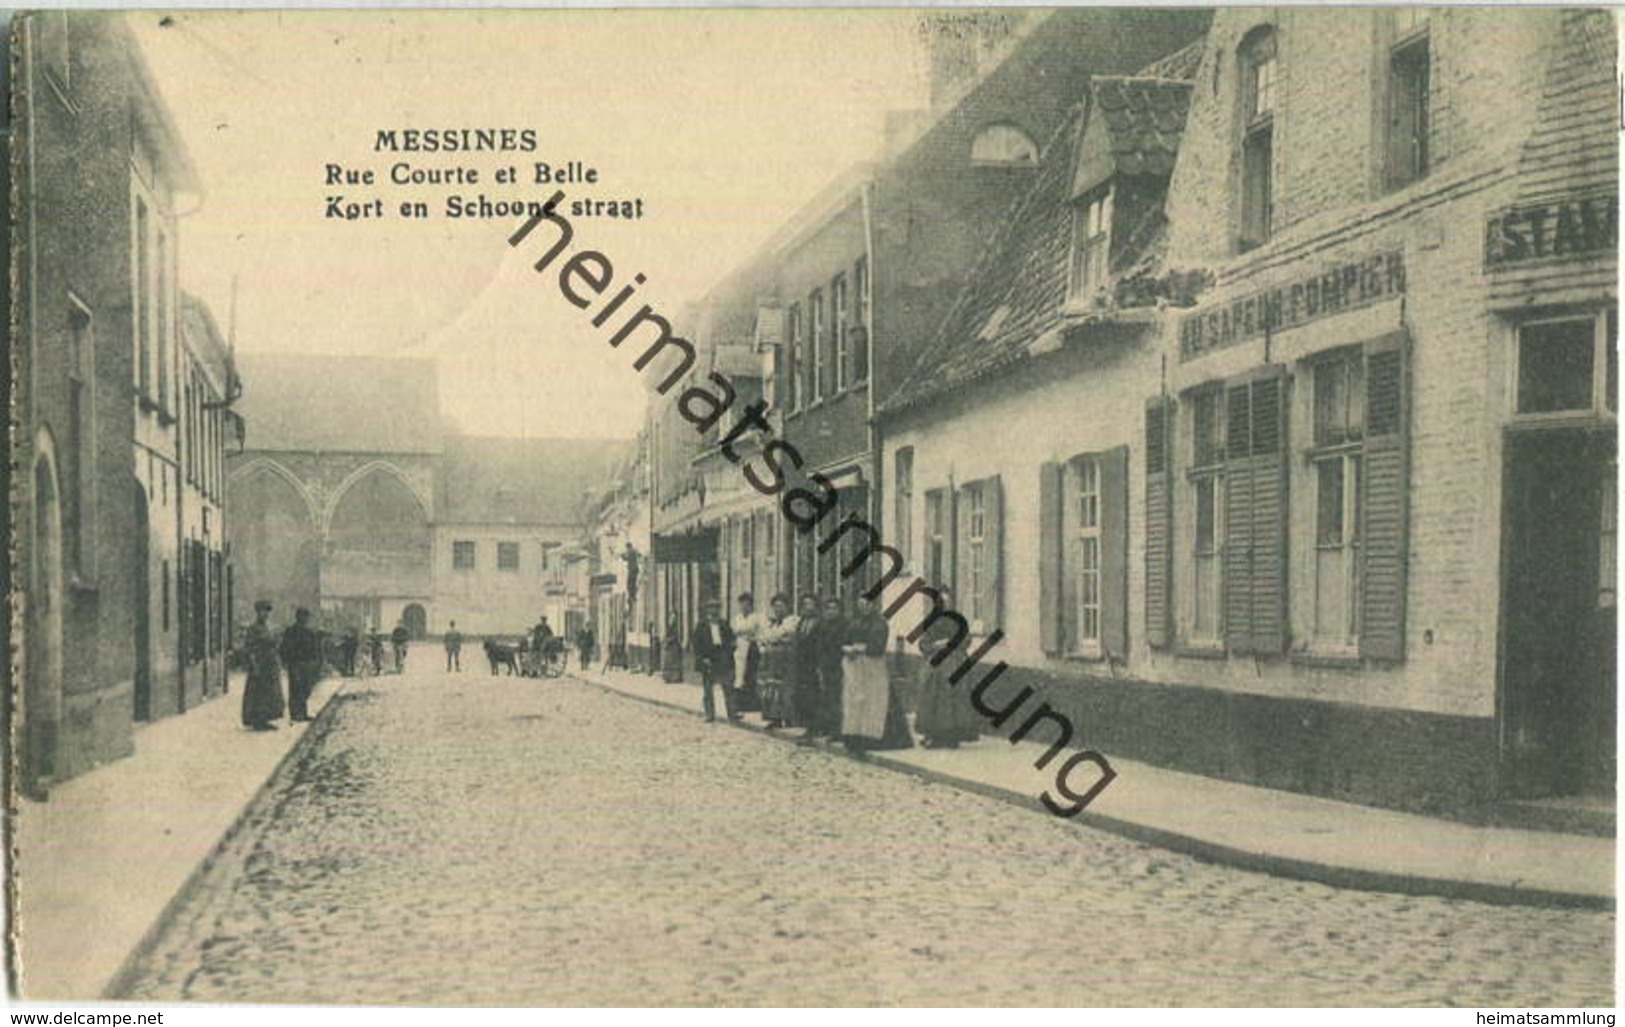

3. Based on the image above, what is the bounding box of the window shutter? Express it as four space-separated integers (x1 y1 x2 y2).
1039 462 1064 654
1100 445 1130 661
985 475 1004 626
948 484 963 604
1223 383 1256 653
1144 398 1174 649
1247 372 1290 655
1361 332 1410 662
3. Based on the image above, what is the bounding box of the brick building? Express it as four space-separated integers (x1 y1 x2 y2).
879 8 1616 814
645 8 1210 673
13 12 238 795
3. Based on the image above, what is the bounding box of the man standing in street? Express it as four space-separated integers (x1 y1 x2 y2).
391 620 410 673
445 620 464 672
280 607 323 723
690 598 737 723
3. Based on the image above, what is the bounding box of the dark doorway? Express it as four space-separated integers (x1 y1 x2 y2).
1500 428 1616 798
133 481 153 723
402 603 427 640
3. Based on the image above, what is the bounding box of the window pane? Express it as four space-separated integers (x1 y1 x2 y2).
1316 459 1345 546
1518 319 1595 413
1195 476 1216 554
1193 391 1224 466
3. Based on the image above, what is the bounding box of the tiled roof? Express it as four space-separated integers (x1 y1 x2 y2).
235 352 441 454
438 435 633 527
1084 76 1192 181
882 74 1192 418
1136 37 1204 82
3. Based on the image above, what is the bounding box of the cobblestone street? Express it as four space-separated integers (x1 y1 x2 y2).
118 669 1613 1007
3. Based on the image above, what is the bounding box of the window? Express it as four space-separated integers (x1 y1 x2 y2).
1238 27 1277 252
924 488 948 589
970 123 1038 165
852 257 870 382
497 541 520 571
67 299 94 579
1515 312 1617 418
1386 15 1431 190
894 447 914 566
786 302 802 411
1068 189 1113 304
453 540 476 570
966 485 987 625
156 228 172 413
1187 389 1226 642
832 274 849 391
1309 354 1365 647
1071 458 1102 650
808 290 824 403
134 196 153 397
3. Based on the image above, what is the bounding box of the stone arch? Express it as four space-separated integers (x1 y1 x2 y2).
228 456 321 530
227 458 322 626
322 460 430 536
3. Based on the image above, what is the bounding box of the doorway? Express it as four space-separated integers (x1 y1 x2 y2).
1500 427 1617 798
402 603 427 640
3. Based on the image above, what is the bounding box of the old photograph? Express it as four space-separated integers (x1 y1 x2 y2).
6 6 1618 1008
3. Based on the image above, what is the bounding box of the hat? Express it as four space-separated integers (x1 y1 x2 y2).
254 600 273 613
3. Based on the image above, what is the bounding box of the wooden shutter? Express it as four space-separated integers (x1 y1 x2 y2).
985 475 1004 626
1360 332 1410 662
1100 445 1130 661
1223 383 1256 653
1247 372 1290 655
1039 462 1064 654
1144 398 1174 649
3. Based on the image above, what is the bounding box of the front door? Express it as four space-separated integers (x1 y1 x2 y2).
1500 428 1616 797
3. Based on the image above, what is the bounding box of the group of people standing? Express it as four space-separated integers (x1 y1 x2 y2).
687 589 982 751
240 600 324 731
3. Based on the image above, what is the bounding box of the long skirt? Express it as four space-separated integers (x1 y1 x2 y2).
733 642 762 712
759 646 796 724
241 667 285 727
913 660 981 744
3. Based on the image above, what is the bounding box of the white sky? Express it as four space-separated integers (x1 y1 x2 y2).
130 9 930 439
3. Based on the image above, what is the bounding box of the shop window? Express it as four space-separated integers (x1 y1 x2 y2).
1068 188 1113 305
1515 312 1617 419
1238 27 1277 252
453 540 476 570
497 541 520 571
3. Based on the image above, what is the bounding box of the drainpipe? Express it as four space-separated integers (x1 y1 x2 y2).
860 180 879 542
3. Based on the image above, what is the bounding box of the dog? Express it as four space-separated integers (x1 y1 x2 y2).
484 638 521 676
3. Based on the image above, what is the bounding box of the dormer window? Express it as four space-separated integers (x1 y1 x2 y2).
971 123 1038 166
1068 188 1113 305
1238 27 1277 252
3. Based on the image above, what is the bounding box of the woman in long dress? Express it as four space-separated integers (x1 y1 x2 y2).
813 596 848 739
757 594 798 729
911 588 982 749
241 601 286 731
840 594 914 752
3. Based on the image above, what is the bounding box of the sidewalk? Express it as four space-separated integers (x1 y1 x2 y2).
10 674 347 1001
572 665 1615 911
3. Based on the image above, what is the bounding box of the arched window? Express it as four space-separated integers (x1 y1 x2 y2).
1237 26 1278 251
971 123 1038 166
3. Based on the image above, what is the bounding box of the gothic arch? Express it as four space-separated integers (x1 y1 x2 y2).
228 456 321 531
322 459 431 536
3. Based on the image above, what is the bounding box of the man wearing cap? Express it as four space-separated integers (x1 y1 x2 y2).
280 607 323 723
242 600 286 731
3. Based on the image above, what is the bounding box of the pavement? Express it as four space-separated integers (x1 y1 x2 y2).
5 659 1612 1002
9 672 348 1002
569 664 1616 912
